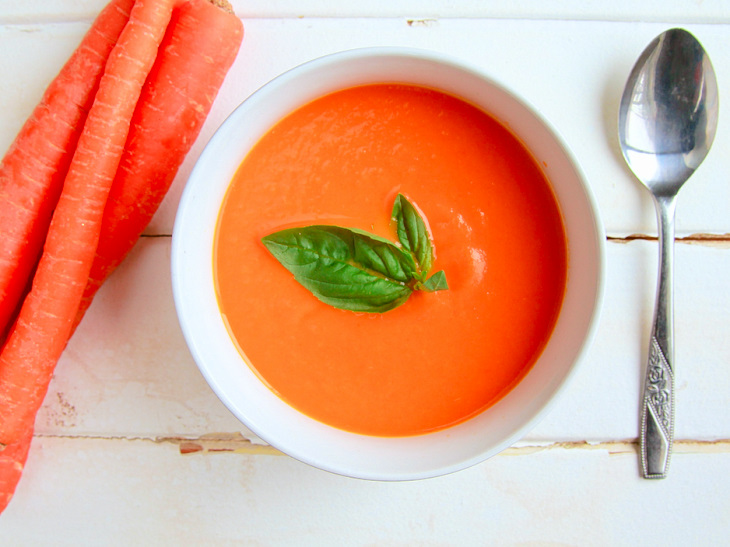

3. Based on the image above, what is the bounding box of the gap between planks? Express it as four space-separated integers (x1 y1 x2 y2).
2 11 729 26
608 233 730 246
147 233 730 244
30 434 730 457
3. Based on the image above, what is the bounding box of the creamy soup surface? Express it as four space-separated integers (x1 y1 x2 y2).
215 84 567 436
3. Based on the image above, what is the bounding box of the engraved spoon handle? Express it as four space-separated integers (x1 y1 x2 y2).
640 194 677 479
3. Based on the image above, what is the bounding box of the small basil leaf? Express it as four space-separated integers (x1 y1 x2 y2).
420 270 449 293
392 193 433 274
261 226 414 313
349 227 417 282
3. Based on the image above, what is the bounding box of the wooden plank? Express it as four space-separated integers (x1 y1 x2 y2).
33 237 730 443
1 436 728 543
2 19 729 237
536 240 730 442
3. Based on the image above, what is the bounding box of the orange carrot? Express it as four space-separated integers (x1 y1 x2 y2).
0 0 242 514
0 0 135 343
0 0 176 447
74 0 243 327
0 428 32 513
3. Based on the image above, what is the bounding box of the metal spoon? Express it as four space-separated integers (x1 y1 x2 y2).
618 28 718 479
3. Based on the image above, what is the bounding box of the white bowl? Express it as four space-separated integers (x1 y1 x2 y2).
171 47 605 481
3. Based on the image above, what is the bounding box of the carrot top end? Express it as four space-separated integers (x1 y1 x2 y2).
208 0 235 15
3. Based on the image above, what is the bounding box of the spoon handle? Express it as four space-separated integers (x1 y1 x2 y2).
640 194 677 479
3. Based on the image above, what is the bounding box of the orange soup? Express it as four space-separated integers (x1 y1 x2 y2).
215 84 567 437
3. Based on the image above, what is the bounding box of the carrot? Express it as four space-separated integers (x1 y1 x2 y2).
0 428 32 513
0 0 135 344
74 0 243 327
0 0 242 514
0 0 177 448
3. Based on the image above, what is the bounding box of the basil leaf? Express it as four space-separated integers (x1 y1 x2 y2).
392 193 433 275
261 226 415 313
262 194 449 313
420 270 449 292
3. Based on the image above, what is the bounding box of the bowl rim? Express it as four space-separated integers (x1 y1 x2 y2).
171 46 606 481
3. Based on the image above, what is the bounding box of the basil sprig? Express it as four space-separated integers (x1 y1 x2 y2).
262 194 448 313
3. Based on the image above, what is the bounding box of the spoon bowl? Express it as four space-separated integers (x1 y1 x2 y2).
620 28 718 192
618 28 718 478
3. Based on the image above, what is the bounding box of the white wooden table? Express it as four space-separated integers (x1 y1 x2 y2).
1 1 729 544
